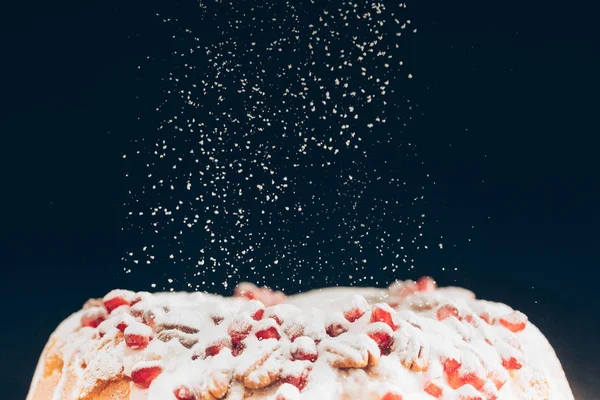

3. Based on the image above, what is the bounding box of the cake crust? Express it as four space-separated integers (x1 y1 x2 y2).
27 279 575 400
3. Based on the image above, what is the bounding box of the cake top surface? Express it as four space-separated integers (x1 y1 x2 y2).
32 278 574 400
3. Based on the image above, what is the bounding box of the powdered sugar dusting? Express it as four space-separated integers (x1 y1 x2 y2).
121 0 459 293
28 279 574 400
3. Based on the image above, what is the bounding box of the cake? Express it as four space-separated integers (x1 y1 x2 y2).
27 277 574 400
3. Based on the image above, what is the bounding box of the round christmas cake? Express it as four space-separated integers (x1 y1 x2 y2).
26 278 574 400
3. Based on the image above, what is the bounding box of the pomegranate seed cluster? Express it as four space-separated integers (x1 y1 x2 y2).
59 277 554 400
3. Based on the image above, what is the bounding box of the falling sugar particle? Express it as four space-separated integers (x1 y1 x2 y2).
122 0 443 292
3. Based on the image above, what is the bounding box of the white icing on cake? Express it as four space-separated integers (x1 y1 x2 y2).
27 279 575 400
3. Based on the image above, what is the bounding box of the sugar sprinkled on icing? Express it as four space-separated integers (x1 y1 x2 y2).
28 279 574 400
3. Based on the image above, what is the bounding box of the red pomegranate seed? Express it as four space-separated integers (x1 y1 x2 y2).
282 374 306 391
367 323 394 354
343 307 366 323
282 368 310 391
342 295 369 323
498 311 527 333
116 322 128 332
479 312 495 324
442 358 461 373
131 364 162 388
467 373 486 391
501 356 523 370
125 333 151 349
81 308 107 328
130 294 142 306
291 337 318 362
242 291 257 300
124 323 153 349
81 315 104 328
370 304 399 331
326 323 348 337
173 385 196 400
436 304 460 321
459 396 483 400
291 349 317 362
103 290 134 313
205 338 231 358
424 381 443 398
256 326 281 341
234 283 258 300
381 393 403 400
446 370 486 391
368 330 393 354
443 355 485 391
103 296 131 314
264 307 288 326
228 315 253 344
252 309 265 320
243 300 266 321
416 276 437 292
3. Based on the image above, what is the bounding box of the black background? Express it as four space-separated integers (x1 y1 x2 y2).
1 0 598 399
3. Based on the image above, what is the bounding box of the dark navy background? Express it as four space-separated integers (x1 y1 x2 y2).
1 0 597 399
